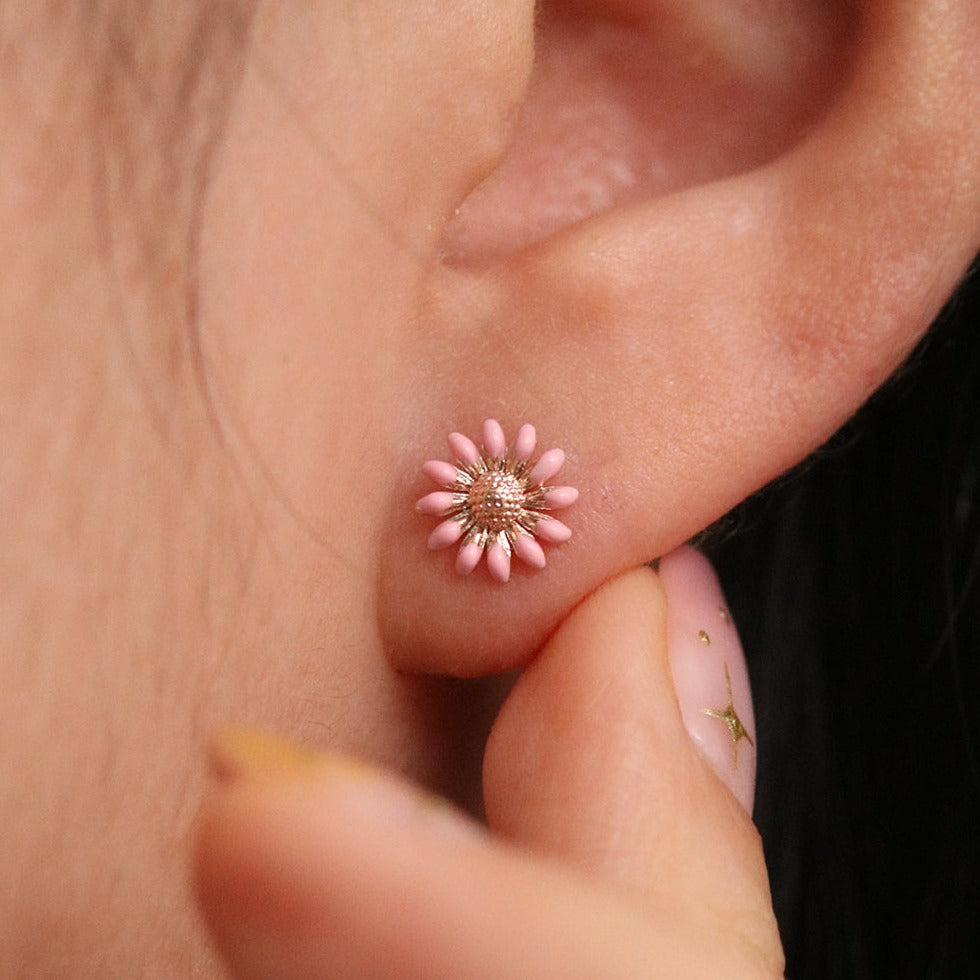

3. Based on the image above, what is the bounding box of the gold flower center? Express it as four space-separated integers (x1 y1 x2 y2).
467 470 525 532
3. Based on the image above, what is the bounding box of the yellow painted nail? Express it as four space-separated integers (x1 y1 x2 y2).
209 728 364 783
209 728 483 841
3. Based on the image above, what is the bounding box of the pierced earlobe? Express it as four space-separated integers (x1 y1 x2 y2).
416 419 578 583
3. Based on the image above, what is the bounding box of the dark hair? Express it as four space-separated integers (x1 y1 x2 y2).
705 259 980 978
81 1 257 430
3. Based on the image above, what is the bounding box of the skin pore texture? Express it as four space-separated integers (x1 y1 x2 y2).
1 0 978 975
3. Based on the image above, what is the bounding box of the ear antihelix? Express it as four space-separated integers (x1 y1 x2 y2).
443 0 855 261
481 0 980 515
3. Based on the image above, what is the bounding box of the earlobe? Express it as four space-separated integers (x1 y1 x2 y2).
382 0 980 676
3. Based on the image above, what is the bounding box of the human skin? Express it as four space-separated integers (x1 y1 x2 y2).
1 0 978 975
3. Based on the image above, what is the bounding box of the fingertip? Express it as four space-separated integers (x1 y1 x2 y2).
194 747 485 980
481 560 780 970
483 565 674 854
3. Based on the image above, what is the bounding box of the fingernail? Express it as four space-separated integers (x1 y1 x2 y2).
658 547 756 815
208 728 481 840
210 727 349 781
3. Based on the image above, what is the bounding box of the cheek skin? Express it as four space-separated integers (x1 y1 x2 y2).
187 0 540 795
0 3 536 975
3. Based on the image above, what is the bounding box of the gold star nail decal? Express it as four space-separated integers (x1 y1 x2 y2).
698 629 711 645
703 663 754 767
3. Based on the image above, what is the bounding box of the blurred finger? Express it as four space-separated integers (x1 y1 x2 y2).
194 731 772 979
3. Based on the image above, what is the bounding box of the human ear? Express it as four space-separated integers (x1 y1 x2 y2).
380 0 980 674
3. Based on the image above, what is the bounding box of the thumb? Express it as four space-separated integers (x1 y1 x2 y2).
193 551 782 978
193 730 775 978
484 548 777 953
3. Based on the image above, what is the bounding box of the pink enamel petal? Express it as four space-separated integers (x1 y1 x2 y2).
455 541 484 576
529 448 565 485
428 519 464 551
514 423 536 461
416 491 456 516
422 459 460 486
513 534 547 569
482 418 506 458
448 432 481 467
545 486 579 509
486 542 511 583
534 517 572 544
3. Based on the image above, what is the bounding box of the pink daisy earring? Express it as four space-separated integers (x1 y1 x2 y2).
416 418 579 583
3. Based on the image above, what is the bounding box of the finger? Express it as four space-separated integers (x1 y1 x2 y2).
483 555 777 955
194 731 771 979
